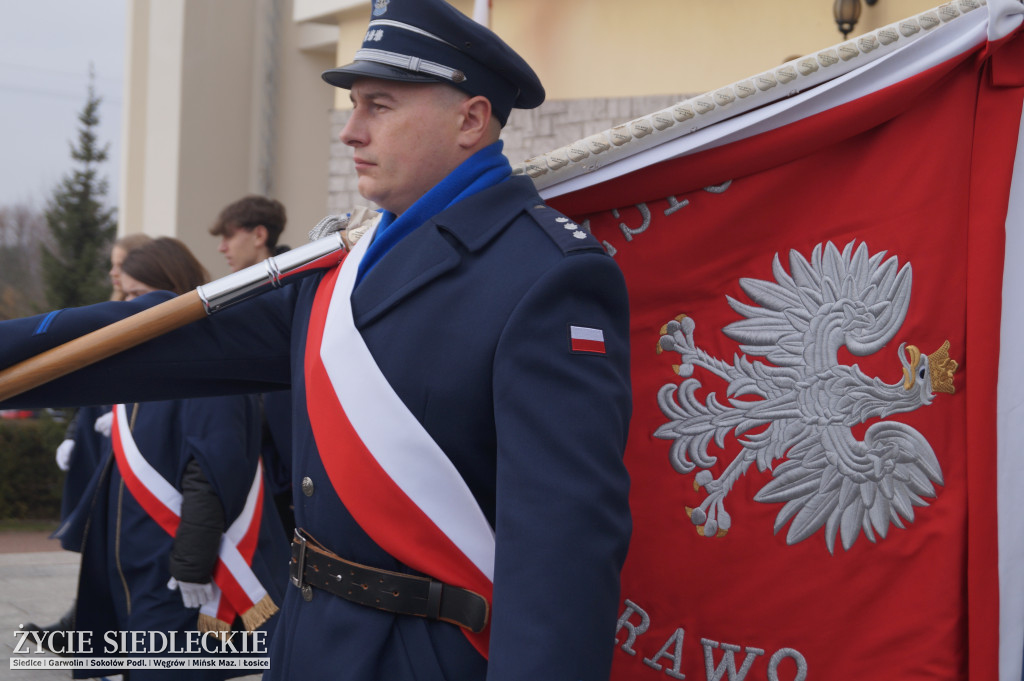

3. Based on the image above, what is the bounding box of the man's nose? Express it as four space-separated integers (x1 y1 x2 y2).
340 113 364 147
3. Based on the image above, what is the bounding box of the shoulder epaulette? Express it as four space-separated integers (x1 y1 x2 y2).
525 203 604 255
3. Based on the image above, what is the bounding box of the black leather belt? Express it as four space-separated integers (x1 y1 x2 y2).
289 529 489 633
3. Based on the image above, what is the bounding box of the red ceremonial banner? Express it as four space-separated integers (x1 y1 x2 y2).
547 14 1024 681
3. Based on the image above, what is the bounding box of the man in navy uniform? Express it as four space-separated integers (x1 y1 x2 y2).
0 1 633 679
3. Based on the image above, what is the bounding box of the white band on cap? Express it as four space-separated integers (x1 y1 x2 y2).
354 48 466 83
367 19 459 50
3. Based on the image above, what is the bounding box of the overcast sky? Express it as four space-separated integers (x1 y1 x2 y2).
0 0 126 210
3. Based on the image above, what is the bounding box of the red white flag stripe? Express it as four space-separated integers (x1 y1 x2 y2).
570 325 606 353
318 231 496 582
112 404 181 523
304 232 495 655
205 461 266 624
110 404 269 625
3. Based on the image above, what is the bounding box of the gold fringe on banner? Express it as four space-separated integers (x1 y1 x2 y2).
240 594 279 632
197 613 232 634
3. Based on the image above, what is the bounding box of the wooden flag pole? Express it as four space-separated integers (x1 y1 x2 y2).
0 292 206 402
0 232 348 403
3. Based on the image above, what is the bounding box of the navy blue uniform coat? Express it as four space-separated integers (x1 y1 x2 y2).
58 397 289 679
0 176 632 681
58 405 110 523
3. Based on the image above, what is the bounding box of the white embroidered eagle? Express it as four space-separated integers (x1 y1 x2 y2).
654 240 958 554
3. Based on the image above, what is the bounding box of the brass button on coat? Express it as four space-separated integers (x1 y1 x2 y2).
301 476 315 497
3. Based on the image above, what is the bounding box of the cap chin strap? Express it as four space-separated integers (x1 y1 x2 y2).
354 48 466 84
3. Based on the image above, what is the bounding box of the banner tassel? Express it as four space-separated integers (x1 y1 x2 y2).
240 594 279 631
197 613 232 634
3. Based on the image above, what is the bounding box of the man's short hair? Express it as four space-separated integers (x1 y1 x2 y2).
209 195 286 248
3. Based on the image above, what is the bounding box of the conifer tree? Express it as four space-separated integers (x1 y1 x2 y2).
41 69 117 309
0 205 47 319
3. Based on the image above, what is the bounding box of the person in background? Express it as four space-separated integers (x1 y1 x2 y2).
57 234 152 508
108 233 153 301
209 195 289 272
209 196 294 535
27 233 155 646
58 238 289 679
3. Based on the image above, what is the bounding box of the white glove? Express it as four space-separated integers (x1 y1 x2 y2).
306 206 381 247
94 411 114 438
167 577 215 609
55 439 75 471
343 206 381 248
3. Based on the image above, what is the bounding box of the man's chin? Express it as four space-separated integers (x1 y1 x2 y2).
357 179 378 201
357 187 390 212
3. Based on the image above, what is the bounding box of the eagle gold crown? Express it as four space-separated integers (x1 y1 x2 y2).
927 340 958 395
903 340 958 394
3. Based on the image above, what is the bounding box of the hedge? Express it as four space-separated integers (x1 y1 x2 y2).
0 414 69 520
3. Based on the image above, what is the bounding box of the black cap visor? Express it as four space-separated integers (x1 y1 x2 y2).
321 60 443 90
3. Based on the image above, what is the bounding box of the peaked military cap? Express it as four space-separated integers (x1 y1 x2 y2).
321 0 545 125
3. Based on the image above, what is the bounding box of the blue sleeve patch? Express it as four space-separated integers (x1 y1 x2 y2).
33 310 63 336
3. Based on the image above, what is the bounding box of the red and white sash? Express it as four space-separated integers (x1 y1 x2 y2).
303 228 496 657
110 403 277 632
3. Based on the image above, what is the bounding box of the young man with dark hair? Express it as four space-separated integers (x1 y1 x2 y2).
209 195 287 272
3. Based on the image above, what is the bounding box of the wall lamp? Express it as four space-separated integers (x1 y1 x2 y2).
834 0 879 38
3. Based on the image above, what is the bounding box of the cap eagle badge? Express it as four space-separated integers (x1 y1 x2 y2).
655 240 957 554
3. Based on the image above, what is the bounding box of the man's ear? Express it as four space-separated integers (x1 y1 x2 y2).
456 95 494 148
252 225 268 247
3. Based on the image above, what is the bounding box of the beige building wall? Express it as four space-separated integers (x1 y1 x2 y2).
120 0 946 270
503 0 943 100
303 0 945 110
119 0 336 278
305 0 946 211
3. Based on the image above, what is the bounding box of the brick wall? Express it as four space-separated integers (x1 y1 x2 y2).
326 93 690 216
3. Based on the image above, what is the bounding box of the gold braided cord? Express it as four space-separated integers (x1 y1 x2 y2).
513 0 987 191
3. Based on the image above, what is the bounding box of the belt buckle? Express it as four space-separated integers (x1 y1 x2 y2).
291 528 308 590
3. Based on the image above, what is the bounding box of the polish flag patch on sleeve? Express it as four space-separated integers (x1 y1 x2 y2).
569 325 606 354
